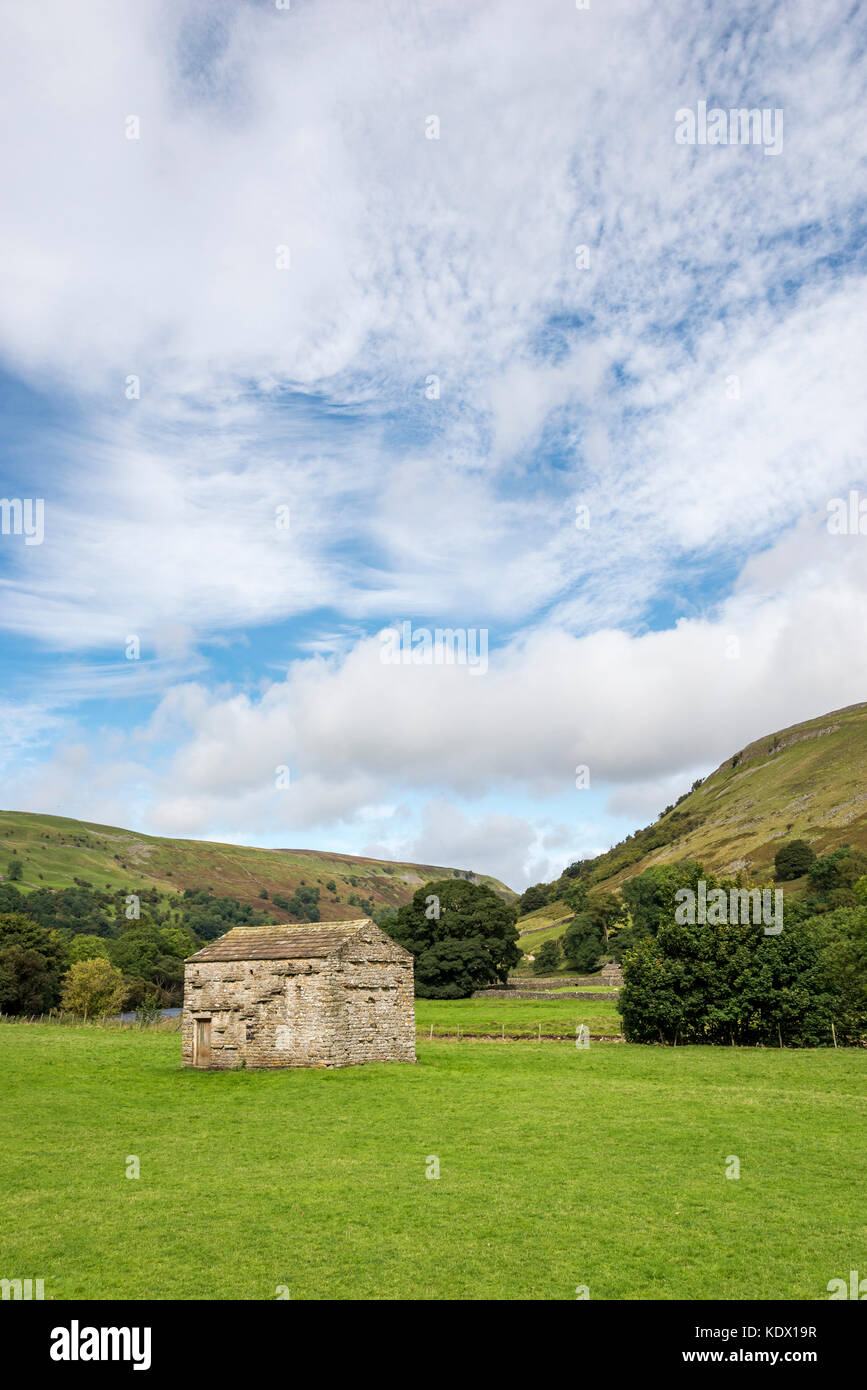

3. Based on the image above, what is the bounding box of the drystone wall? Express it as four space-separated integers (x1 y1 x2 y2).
182 949 415 1069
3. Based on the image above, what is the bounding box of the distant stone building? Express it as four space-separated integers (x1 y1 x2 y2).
182 919 415 1069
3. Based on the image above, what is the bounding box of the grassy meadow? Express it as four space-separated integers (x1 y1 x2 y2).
414 996 622 1036
1 1020 864 1301
514 899 575 966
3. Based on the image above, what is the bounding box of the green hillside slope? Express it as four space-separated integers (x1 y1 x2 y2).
0 810 515 918
574 701 867 893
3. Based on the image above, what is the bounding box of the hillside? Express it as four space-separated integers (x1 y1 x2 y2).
569 701 867 894
0 810 515 919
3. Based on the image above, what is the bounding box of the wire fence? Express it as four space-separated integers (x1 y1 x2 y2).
0 1010 181 1031
0 1013 625 1040
416 1021 622 1041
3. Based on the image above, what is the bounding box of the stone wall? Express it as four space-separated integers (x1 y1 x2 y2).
332 959 416 1066
182 942 415 1069
599 964 624 986
472 988 619 1000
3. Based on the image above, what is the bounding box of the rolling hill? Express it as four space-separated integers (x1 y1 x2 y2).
0 810 515 918
3 702 863 930
562 701 867 895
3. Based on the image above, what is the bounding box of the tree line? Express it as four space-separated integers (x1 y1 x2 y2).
521 841 866 1044
617 843 867 1045
0 881 272 1017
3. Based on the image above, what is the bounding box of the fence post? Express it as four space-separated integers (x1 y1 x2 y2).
831 1021 838 1049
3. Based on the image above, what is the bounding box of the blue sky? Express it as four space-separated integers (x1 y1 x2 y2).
1 0 865 888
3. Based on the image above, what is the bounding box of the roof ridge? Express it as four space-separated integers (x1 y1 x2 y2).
222 918 370 932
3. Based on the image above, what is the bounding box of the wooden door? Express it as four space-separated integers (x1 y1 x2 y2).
194 1017 211 1066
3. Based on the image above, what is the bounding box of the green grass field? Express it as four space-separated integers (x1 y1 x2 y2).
414 996 622 1036
1 1022 864 1301
514 899 572 963
516 899 572 930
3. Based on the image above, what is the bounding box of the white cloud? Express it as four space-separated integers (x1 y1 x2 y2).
7 520 863 875
393 801 540 889
1 0 865 886
0 0 863 655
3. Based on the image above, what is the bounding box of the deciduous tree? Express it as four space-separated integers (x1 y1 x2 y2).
389 879 520 998
61 958 126 1020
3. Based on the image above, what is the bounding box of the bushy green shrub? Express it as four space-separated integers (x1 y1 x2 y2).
774 840 816 881
531 938 562 973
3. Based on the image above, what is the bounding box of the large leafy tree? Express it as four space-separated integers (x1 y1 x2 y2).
0 912 68 1014
619 916 846 1046
585 890 627 943
389 879 520 998
561 915 604 973
0 883 25 913
179 889 269 941
802 903 867 1042
108 922 194 1002
616 935 688 1044
621 861 706 939
563 888 629 968
69 935 112 964
531 938 562 974
517 883 548 915
561 879 589 914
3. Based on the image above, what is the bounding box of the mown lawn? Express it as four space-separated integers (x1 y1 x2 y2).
1 1023 864 1301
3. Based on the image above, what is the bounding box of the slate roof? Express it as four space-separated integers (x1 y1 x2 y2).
186 919 374 963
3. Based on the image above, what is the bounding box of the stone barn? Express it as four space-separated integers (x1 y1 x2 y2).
182 919 415 1069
